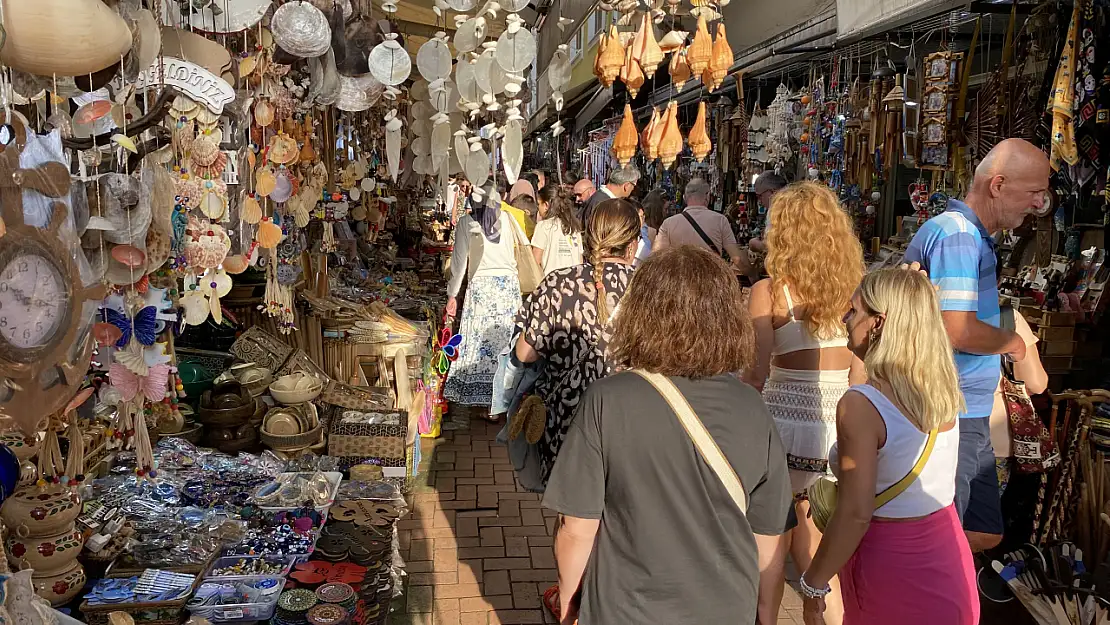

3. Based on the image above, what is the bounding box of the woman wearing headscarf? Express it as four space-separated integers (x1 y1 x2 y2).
444 188 529 411
504 179 537 238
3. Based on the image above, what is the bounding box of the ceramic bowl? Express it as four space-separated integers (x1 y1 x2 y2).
1 485 81 536
198 381 256 427
32 561 86 606
269 373 324 405
7 526 83 573
0 434 39 462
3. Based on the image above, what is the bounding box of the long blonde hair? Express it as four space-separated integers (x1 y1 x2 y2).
765 182 864 339
585 199 641 323
858 269 965 432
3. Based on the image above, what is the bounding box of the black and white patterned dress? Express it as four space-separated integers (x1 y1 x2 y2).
517 262 635 483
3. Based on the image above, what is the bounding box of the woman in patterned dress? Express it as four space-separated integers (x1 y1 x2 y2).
513 199 641 483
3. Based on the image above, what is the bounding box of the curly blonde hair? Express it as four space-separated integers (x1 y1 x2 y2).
765 182 864 340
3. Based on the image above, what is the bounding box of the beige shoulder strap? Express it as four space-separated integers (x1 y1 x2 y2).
633 370 748 513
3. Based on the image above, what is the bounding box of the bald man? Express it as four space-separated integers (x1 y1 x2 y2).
904 138 1050 552
573 179 596 206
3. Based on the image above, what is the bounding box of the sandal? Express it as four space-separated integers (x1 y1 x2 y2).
485 413 504 423
542 584 561 619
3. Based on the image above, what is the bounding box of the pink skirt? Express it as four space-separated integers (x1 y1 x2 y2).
840 505 979 625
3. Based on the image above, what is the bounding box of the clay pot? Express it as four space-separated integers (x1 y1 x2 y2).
0 486 81 537
32 561 86 606
7 527 83 573
0 434 39 462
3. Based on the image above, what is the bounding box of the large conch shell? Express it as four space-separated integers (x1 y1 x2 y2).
707 23 733 92
659 101 683 168
641 107 661 160
611 104 638 166
619 46 644 98
686 14 711 76
688 101 711 162
669 47 691 91
593 30 607 83
596 25 624 88
632 14 664 80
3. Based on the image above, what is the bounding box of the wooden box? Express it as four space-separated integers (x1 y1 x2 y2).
1041 341 1077 356
1041 311 1077 327
1041 356 1074 373
1038 326 1076 342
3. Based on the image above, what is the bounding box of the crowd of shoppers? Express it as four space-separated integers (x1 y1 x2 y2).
442 137 1052 624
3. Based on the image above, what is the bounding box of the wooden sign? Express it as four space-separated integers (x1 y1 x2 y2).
133 57 234 114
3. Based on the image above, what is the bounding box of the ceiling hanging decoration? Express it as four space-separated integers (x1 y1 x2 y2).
633 13 664 80
706 24 733 91
612 104 639 166
642 107 662 160
270 1 332 58
669 47 692 91
596 26 624 88
417 33 453 81
688 101 712 162
659 101 684 167
687 14 712 77
368 34 412 86
620 46 645 98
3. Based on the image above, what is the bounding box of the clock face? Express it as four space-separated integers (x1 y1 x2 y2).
0 253 69 351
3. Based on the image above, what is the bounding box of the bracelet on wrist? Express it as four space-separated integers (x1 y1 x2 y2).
798 574 831 599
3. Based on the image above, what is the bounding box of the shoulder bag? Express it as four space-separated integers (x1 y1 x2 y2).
999 307 1059 473
508 216 543 294
680 212 724 258
633 370 747 513
808 427 937 532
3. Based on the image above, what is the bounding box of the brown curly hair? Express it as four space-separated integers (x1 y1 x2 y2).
609 246 754 378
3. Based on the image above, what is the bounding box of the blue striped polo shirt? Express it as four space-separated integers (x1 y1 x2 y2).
904 199 1000 418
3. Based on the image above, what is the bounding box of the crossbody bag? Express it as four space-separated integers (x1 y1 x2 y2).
680 212 725 258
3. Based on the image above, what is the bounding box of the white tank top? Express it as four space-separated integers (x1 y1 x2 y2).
771 285 849 356
830 384 959 518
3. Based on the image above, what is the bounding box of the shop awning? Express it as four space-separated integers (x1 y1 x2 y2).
836 0 967 42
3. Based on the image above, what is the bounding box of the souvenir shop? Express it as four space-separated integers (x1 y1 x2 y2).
0 0 545 620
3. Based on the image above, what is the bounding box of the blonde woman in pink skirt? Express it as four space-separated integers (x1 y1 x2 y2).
799 269 978 624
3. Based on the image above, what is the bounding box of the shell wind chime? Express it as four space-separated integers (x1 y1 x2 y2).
687 15 712 76
688 101 711 162
596 25 624 87
706 24 732 91
659 101 684 167
632 14 664 79
612 104 639 166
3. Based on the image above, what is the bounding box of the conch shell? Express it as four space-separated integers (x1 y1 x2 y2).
647 106 666 160
688 101 711 162
619 46 644 98
593 30 606 82
659 101 683 168
596 25 624 88
686 14 711 76
669 47 691 91
632 14 663 80
659 30 687 54
707 23 733 92
641 107 660 160
611 104 638 166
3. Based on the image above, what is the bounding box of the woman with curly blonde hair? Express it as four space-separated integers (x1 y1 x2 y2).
745 181 864 625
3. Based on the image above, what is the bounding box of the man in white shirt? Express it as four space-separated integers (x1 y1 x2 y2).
654 178 757 281
580 166 639 224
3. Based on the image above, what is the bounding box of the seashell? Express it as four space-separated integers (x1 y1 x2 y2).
687 14 711 76
74 100 112 125
597 26 624 88
181 291 210 326
270 0 332 58
111 244 146 268
268 133 299 164
240 54 259 77
688 101 711 162
191 135 220 167
659 30 688 53
200 190 227 219
300 140 316 162
641 107 661 160
258 219 283 248
254 100 275 127
669 47 691 91
270 171 294 203
633 13 664 80
223 254 250 274
620 45 644 98
256 167 277 196
112 134 138 153
593 30 607 83
611 104 638 166
659 101 683 168
707 23 732 92
368 34 412 86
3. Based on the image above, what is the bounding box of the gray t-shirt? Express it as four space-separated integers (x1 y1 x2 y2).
543 372 792 624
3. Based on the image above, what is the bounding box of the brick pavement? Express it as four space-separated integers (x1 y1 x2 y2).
391 419 805 625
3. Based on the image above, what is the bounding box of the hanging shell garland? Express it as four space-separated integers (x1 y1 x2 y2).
633 14 664 80
641 107 661 160
669 47 691 91
707 23 733 91
258 219 284 248
687 14 711 76
688 101 711 162
241 194 263 224
611 104 638 166
659 101 683 168
596 25 624 88
619 46 644 98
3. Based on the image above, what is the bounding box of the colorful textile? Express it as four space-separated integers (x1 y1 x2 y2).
444 275 522 406
904 200 1001 418
840 505 979 625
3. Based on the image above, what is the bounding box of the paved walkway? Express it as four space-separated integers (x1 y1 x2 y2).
393 420 806 625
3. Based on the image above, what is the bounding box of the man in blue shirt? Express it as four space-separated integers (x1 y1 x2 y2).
904 138 1050 552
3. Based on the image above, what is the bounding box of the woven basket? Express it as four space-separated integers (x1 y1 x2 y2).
261 424 323 451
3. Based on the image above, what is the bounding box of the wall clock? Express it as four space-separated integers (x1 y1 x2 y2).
0 117 107 434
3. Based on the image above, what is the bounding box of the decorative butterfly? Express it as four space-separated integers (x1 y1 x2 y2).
101 307 159 347
109 362 170 402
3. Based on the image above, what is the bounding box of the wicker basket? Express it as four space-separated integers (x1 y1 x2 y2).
261 424 323 451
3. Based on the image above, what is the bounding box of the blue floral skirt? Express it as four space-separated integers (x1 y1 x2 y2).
444 275 522 406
